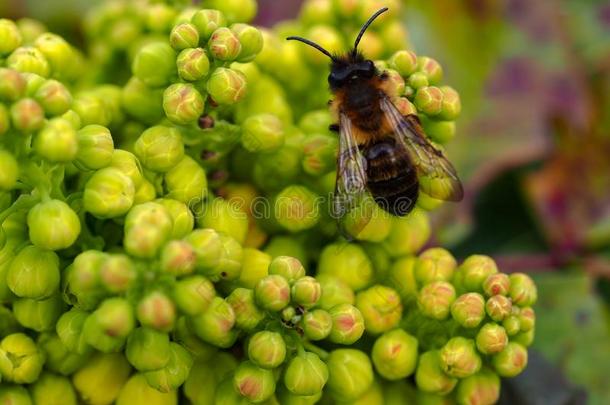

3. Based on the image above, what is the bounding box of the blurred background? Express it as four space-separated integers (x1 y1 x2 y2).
2 0 609 403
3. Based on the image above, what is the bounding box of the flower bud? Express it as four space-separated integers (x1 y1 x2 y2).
277 388 321 405
0 19 22 55
509 273 537 307
13 294 64 331
268 255 305 284
191 9 227 41
164 155 208 205
135 125 184 172
176 47 210 82
455 367 500 405
72 352 131 405
438 86 461 120
482 273 510 297
326 349 373 401
226 287 265 331
184 228 223 272
417 56 444 85
355 285 403 334
156 198 194 239
382 208 430 257
255 274 291 312
492 342 528 377
450 293 485 328
518 306 535 332
231 24 263 62
27 199 80 250
33 79 72 116
38 332 88 376
173 317 217 359
233 361 275 403
173 276 215 318
456 255 498 293
328 303 365 344
190 296 237 348
10 98 45 133
124 202 173 258
476 323 508 355
302 133 338 176
143 342 193 393
206 0 257 23
137 291 176 332
232 247 268 288
421 118 456 145
110 149 144 188
31 372 77 405
485 295 512 322
318 243 373 291
439 337 481 378
72 92 110 126
284 352 328 396
0 333 44 383
132 41 177 87
83 297 134 352
33 117 78 162
206 67 247 105
62 250 106 310
145 3 176 33
116 373 178 405
291 276 322 308
170 23 200 51
302 309 332 341
0 386 31 405
415 247 457 285
212 234 243 282
208 27 242 61
0 68 26 102
248 331 286 369
372 329 418 380
84 167 135 218
126 327 171 371
162 83 205 125
0 150 18 191
99 253 137 293
502 313 521 336
7 46 50 77
316 274 355 310
408 71 429 89
75 124 114 170
414 86 443 116
418 281 456 320
7 245 60 299
514 329 535 347
0 104 10 136
121 77 165 125
56 308 89 354
242 113 285 153
389 50 418 76
159 240 195 276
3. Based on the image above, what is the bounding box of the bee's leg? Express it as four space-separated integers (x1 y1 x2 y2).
329 124 340 132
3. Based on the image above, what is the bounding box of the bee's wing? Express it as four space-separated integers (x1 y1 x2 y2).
380 95 464 201
333 111 372 239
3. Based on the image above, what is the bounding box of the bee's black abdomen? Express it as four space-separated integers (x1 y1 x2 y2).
364 140 419 216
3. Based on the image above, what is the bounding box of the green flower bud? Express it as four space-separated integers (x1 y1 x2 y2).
268 255 305 284
173 275 215 316
169 23 199 51
84 167 135 218
84 297 135 352
206 0 257 23
110 149 144 188
176 47 210 82
482 273 510 297
0 150 18 191
34 33 80 80
33 79 72 116
124 202 173 258
135 180 157 205
291 276 321 308
27 199 80 250
72 353 131 405
162 83 205 125
23 72 45 96
233 361 275 403
302 309 332 340
301 133 338 176
55 308 89 354
502 312 521 336
242 113 285 153
75 125 114 170
38 332 88 376
518 306 535 332
31 372 77 405
284 352 328 396
509 273 537 307
190 296 237 348
277 387 321 405
484 294 511 322
160 240 196 276
135 125 184 172
328 303 365 344
492 342 528 377
414 86 443 116
126 327 171 371
184 229 223 271
0 105 10 136
476 323 508 355
199 197 248 244
216 234 244 282
371 329 418 380
407 72 429 90
33 117 78 162
208 27 242 61
0 333 44 383
326 349 373 401
415 350 458 394
248 331 286 369
132 41 177 87
439 337 481 378
438 86 461 120
225 287 264 331
456 255 498 293
7 46 50 77
355 285 403 334
191 9 227 41
382 208 430 257
10 98 45 133
99 254 136 293
418 281 456 320
164 155 208 205
0 386 31 405
143 342 193 393
116 373 178 405
417 56 443 85
121 77 165 125
62 250 106 310
231 24 263 62
0 19 22 55
389 50 418 76
72 92 110 126
316 275 355 310
235 248 271 288
421 118 456 144
317 243 373 291
206 67 247 105
156 198 194 238
137 291 176 332
173 317 217 359
0 68 26 101
145 3 177 33
450 293 485 328
13 294 63 331
415 247 457 286
7 245 59 299
254 274 291 312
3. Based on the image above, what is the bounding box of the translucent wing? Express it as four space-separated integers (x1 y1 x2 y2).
380 95 464 201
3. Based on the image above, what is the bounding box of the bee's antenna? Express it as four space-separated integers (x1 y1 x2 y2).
353 7 389 52
287 36 335 60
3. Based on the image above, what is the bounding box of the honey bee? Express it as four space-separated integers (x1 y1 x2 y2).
288 8 463 237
